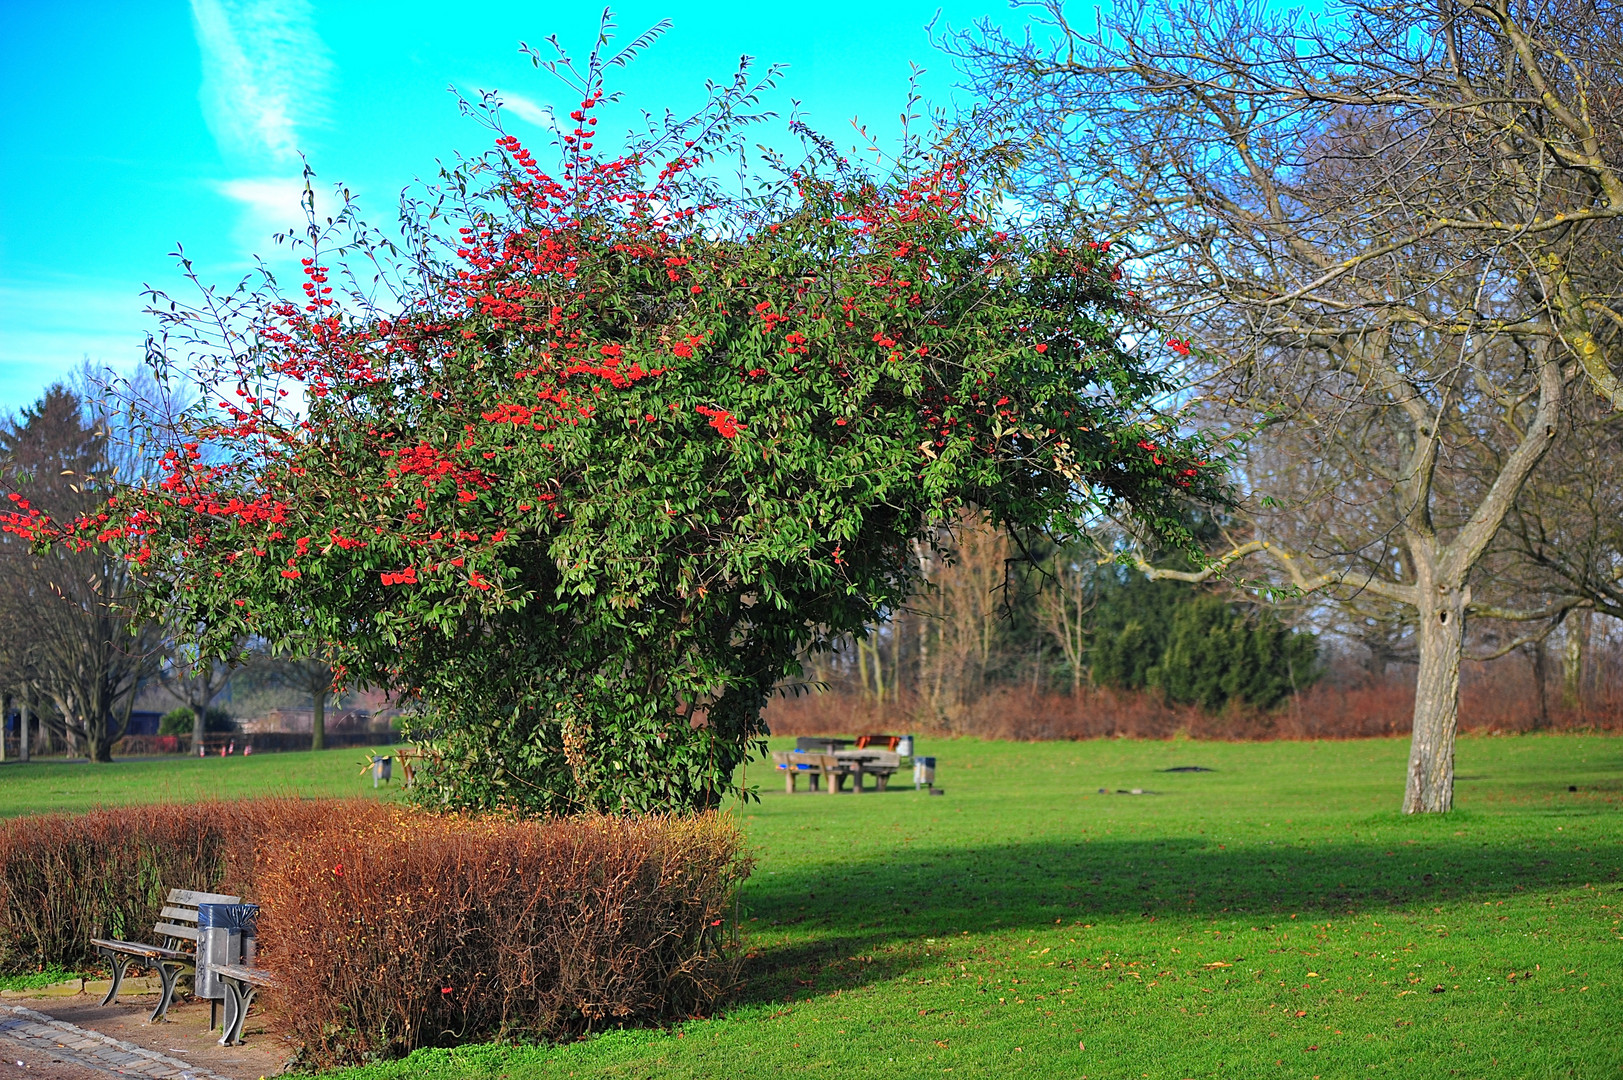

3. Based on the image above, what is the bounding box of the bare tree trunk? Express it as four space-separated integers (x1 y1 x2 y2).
876 636 889 704
18 688 28 763
1562 609 1591 711
1404 581 1466 814
890 613 903 707
1530 640 1550 730
192 702 207 754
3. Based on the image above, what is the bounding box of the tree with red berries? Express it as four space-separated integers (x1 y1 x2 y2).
4 27 1223 813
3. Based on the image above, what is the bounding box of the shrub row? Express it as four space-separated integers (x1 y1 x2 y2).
0 798 352 974
766 674 1623 741
260 809 748 1064
0 800 750 1065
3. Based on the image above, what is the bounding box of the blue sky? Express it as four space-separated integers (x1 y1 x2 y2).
0 0 1005 412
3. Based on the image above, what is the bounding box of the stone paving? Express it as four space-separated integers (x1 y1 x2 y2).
0 1006 233 1080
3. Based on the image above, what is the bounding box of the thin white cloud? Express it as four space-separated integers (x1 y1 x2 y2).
191 0 329 262
213 175 310 248
493 91 555 130
191 0 329 167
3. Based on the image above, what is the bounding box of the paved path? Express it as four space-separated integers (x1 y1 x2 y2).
0 1007 233 1080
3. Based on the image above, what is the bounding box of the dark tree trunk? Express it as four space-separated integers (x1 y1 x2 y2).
1530 641 1550 730
311 687 327 751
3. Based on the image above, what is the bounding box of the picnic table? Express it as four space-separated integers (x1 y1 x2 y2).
772 749 903 793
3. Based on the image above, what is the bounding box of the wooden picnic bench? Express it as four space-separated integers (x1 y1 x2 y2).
394 745 439 788
772 750 903 793
90 887 241 1022
773 750 845 793
211 963 278 1046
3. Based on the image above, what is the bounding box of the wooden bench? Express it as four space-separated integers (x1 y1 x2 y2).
90 888 241 1022
212 963 278 1046
394 745 439 788
772 751 850 793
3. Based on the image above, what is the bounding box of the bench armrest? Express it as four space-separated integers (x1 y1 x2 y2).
213 964 279 988
91 939 194 963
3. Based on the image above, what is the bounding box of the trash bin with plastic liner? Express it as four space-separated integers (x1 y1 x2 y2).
913 756 936 791
196 903 258 1029
896 735 915 757
371 755 392 788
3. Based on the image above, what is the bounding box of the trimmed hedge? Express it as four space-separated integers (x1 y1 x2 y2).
0 798 352 974
258 809 748 1064
0 801 749 1064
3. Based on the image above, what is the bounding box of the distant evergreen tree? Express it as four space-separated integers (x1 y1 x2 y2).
1154 594 1318 710
1085 570 1319 710
1087 574 1186 691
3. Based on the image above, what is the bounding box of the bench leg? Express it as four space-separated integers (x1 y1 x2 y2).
219 982 256 1046
99 950 129 1006
824 770 837 794
218 983 239 1046
150 961 185 1023
853 770 865 793
876 774 888 792
785 771 795 794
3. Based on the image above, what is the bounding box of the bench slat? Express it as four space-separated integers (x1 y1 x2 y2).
153 922 200 942
158 906 201 923
168 889 242 907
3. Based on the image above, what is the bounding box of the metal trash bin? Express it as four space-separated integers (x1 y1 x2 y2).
913 756 936 790
371 755 392 788
196 903 258 1005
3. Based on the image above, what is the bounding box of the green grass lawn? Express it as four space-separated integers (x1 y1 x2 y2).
0 747 399 817
328 734 1622 1080
5 735 1620 1077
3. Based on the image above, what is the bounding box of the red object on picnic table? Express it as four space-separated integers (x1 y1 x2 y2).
855 734 901 750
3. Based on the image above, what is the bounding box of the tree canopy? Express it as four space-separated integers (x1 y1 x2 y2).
3 38 1222 812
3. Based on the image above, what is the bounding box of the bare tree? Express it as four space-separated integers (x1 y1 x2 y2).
912 515 1015 721
157 641 240 749
275 657 336 751
1036 549 1095 694
948 0 1620 810
0 384 164 761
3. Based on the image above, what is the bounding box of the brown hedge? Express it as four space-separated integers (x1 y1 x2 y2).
0 798 361 974
0 800 749 1065
255 809 750 1065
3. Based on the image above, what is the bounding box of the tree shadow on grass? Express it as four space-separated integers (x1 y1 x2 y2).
733 830 1623 1004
